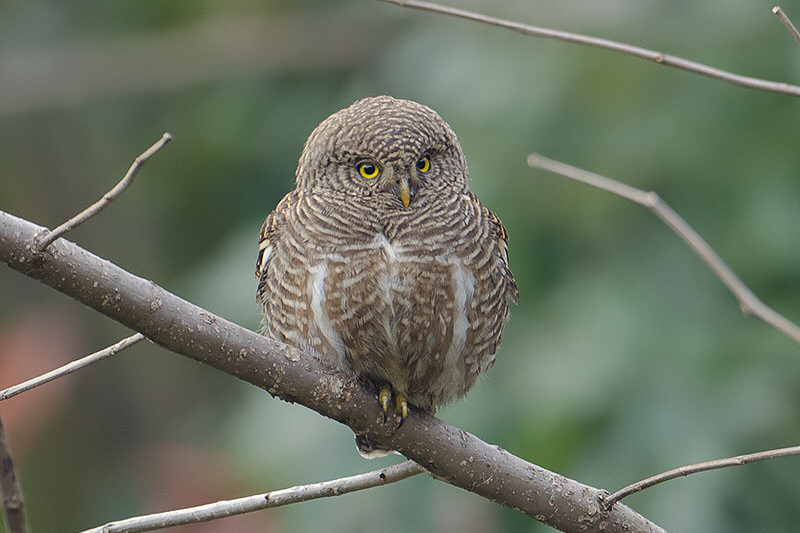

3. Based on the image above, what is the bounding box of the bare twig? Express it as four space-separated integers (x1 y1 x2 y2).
378 0 800 97
0 416 29 533
604 445 800 508
773 6 800 44
81 460 425 533
528 154 800 346
0 333 145 401
33 133 172 251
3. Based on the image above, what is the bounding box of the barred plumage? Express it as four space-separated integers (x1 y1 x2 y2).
256 96 518 455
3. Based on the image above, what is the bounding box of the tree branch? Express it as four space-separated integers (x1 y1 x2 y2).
773 6 800 44
0 416 29 533
527 153 800 346
34 133 172 251
377 0 800 97
0 209 666 533
81 460 425 533
0 333 145 401
604 445 800 509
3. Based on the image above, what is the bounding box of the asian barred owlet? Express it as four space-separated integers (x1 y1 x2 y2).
256 96 518 456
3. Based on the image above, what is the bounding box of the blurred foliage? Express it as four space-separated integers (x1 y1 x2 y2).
1 0 800 532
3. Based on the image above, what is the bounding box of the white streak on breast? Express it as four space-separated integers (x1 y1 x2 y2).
443 258 475 381
374 232 400 263
373 232 402 347
308 263 346 360
373 232 403 307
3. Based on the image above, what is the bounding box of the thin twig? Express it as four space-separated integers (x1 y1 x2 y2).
34 133 172 251
81 460 425 533
773 6 800 44
604 445 800 508
527 153 800 346
0 416 29 533
378 0 800 97
0 333 145 401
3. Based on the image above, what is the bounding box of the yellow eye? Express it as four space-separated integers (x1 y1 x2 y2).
357 161 381 179
415 155 431 173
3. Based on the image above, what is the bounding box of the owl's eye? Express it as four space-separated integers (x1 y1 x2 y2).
415 155 431 173
356 161 381 179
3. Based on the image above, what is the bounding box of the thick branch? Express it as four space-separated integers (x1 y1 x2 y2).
0 209 665 533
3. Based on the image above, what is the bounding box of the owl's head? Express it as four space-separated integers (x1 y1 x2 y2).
295 96 468 208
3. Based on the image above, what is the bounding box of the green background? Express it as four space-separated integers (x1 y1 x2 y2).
1 1 800 531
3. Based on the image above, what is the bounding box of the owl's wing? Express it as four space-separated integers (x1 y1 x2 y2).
481 196 520 306
255 190 298 303
255 212 277 279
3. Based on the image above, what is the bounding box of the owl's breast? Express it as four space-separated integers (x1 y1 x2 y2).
260 192 512 410
319 229 482 410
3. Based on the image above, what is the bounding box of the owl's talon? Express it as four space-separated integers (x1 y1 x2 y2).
396 393 408 428
378 385 392 422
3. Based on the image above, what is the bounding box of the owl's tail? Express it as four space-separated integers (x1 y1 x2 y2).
354 434 398 459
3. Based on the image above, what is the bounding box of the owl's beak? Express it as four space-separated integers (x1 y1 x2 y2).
398 176 412 207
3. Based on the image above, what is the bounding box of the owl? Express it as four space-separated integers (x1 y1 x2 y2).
256 96 518 456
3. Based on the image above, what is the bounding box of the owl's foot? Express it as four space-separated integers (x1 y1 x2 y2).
378 385 408 428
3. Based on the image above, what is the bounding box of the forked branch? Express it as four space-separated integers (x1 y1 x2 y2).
0 208 666 533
